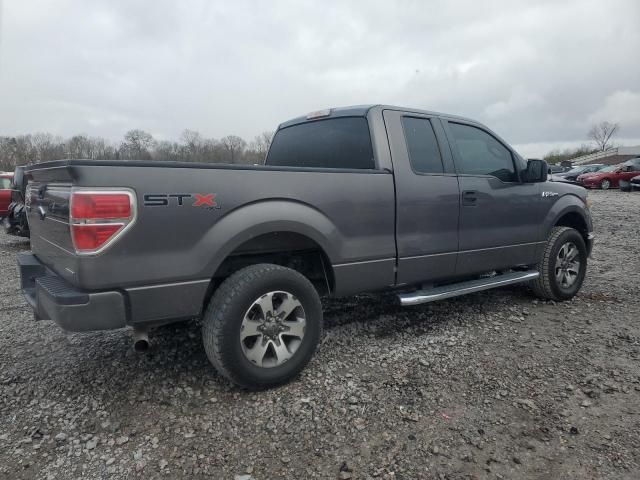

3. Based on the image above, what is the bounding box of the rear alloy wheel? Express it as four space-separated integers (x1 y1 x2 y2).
530 226 587 301
202 264 322 389
600 178 611 190
240 291 307 368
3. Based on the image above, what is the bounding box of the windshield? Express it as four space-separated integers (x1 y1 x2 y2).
599 166 617 172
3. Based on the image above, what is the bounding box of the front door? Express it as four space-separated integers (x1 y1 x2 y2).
442 120 545 276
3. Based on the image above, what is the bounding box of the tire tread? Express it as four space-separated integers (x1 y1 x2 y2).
202 264 321 389
530 226 574 301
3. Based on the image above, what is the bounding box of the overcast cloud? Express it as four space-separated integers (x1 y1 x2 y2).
1 0 639 157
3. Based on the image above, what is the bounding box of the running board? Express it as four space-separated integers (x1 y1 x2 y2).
398 270 539 306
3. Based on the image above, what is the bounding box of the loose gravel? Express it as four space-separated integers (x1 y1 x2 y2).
1 190 639 479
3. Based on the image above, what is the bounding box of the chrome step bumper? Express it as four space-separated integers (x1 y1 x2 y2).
398 270 540 306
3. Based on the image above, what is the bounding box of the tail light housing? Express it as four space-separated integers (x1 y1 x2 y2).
70 189 136 254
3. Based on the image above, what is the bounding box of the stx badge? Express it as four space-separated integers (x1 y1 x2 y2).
143 193 220 209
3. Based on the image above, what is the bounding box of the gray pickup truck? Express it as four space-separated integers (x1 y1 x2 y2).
18 105 593 388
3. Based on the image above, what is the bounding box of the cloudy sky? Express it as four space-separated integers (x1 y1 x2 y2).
1 0 639 157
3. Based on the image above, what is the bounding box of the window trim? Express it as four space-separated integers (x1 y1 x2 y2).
265 115 379 171
444 120 521 184
400 115 447 177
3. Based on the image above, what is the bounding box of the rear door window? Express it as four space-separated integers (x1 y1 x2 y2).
401 117 444 174
266 117 374 169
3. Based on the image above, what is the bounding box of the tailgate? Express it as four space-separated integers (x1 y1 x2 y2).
25 167 77 284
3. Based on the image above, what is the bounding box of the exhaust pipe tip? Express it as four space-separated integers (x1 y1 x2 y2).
133 338 150 352
132 329 150 353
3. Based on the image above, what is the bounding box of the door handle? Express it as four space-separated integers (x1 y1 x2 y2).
462 190 477 206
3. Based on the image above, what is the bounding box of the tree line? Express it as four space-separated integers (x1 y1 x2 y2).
0 129 273 172
1 120 622 172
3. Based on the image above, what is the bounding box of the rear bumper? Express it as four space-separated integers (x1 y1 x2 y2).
18 252 127 332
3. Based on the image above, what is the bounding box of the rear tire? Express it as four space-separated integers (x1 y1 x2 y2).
530 226 587 301
202 264 323 389
600 179 611 190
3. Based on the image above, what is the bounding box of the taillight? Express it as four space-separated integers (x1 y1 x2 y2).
70 190 136 254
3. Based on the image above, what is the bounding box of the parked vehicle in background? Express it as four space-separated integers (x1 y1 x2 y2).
620 175 640 192
3 166 30 237
548 164 570 174
578 159 640 189
17 105 594 388
1 172 14 218
551 164 605 183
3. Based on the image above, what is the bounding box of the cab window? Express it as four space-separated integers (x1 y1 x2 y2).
449 123 517 182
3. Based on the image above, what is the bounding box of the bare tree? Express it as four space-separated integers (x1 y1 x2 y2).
587 121 619 151
247 131 274 164
180 129 203 161
120 129 155 160
220 135 247 163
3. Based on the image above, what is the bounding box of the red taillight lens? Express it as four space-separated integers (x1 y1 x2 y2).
70 190 135 254
71 193 131 219
71 224 123 251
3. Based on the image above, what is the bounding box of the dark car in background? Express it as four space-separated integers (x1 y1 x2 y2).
2 166 30 237
548 164 570 174
620 175 640 192
551 164 605 183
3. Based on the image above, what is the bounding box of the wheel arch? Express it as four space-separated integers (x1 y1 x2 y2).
545 195 591 246
198 200 339 309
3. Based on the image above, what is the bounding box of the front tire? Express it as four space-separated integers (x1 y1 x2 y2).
600 178 611 190
202 264 323 389
530 226 587 301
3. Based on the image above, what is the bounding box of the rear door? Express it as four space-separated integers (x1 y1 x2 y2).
442 119 544 276
383 110 460 286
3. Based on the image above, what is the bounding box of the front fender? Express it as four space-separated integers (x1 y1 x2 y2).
542 192 592 236
197 199 340 278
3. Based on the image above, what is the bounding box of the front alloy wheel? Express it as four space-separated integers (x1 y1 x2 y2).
554 242 581 288
530 226 587 301
600 179 611 190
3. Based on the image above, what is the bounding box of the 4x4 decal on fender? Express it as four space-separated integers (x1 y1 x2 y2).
143 193 220 209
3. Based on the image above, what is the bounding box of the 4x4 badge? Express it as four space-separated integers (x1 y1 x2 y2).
541 191 559 197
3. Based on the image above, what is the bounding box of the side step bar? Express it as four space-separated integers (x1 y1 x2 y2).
398 270 539 306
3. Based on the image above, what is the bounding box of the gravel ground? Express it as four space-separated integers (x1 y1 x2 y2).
1 190 639 480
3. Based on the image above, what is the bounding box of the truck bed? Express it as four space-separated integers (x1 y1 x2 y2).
25 159 397 324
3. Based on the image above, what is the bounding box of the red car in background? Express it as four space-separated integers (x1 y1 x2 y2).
577 160 640 189
0 172 14 218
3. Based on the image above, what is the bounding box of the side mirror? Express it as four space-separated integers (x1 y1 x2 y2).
524 159 548 183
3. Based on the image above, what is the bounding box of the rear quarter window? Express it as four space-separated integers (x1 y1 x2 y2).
0 178 12 189
266 117 375 169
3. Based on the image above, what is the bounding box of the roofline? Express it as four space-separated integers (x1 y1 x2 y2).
277 104 484 130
